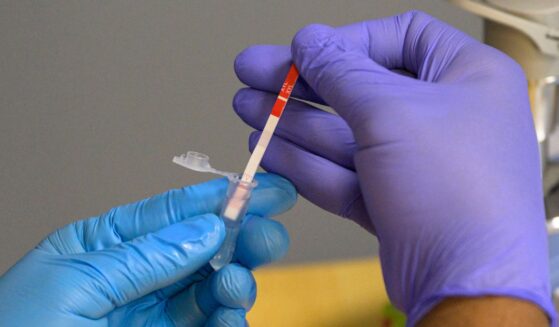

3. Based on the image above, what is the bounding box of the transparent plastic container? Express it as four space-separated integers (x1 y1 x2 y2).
209 176 257 270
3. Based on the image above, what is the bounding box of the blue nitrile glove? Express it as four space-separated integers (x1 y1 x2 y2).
0 173 295 327
232 10 556 326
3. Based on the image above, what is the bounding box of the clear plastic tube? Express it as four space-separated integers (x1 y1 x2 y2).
209 176 257 270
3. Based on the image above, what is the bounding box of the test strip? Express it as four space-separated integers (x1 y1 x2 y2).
241 64 299 183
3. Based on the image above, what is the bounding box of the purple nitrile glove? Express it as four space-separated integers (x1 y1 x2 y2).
232 10 556 326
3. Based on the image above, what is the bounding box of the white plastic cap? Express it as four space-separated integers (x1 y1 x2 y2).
173 151 237 178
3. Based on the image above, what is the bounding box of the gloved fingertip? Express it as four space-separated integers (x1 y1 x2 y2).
236 215 290 269
155 213 224 249
211 264 256 310
232 88 250 115
255 172 296 196
250 173 297 215
234 47 251 81
292 24 338 54
233 88 273 120
234 46 280 86
206 307 247 327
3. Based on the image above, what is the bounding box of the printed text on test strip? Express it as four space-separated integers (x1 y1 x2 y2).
241 64 299 183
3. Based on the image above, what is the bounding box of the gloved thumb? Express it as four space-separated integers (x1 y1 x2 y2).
290 24 403 128
73 214 224 319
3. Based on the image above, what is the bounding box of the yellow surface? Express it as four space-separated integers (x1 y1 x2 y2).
247 257 389 327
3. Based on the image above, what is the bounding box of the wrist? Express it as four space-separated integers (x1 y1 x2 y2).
417 296 549 327
372 214 556 326
400 247 556 326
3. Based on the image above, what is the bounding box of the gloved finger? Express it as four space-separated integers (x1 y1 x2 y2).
203 264 256 310
72 213 224 319
233 87 356 170
235 11 479 99
150 214 288 306
235 214 289 269
335 11 480 79
205 307 247 327
233 24 402 104
104 174 294 246
249 132 373 233
42 173 296 253
165 264 254 327
290 24 412 131
235 45 325 105
149 264 214 300
148 214 287 305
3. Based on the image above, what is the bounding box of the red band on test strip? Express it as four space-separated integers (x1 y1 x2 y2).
270 100 285 118
270 64 299 117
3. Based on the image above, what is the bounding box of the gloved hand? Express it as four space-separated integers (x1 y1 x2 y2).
0 173 295 327
232 10 556 325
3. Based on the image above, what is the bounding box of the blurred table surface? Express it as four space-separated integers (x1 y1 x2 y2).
248 257 389 327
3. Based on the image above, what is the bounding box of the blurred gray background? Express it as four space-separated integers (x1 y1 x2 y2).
0 0 481 274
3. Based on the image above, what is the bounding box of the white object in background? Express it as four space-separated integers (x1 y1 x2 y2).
487 0 559 28
449 0 559 57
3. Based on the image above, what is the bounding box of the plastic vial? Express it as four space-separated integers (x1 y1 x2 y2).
209 175 257 270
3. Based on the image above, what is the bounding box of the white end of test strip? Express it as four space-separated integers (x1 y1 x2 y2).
222 187 249 220
241 115 279 183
